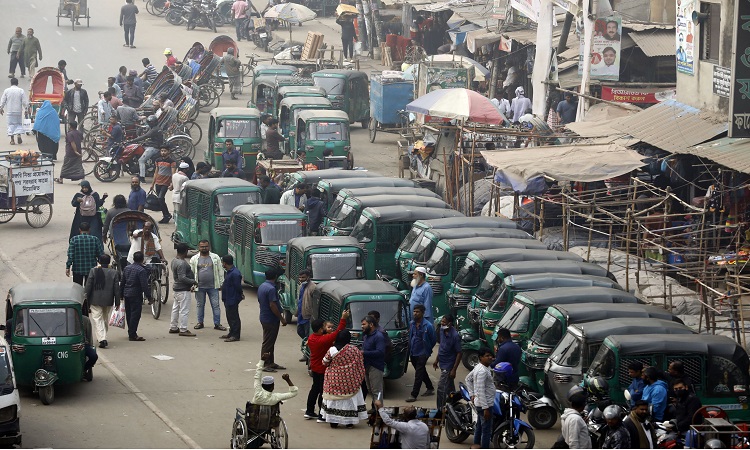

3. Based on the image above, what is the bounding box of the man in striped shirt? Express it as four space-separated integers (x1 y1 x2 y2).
465 347 496 449
139 58 157 89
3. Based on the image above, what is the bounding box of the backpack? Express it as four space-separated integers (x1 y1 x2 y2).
80 194 97 216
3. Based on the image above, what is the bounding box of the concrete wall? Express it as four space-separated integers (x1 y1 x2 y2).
675 0 733 115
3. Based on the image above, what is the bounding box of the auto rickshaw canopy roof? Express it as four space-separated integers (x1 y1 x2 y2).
255 75 313 88
312 69 368 81
319 177 417 191
297 109 351 122
210 107 262 118
513 287 640 308
345 195 448 210
277 85 327 96
423 227 532 242
279 96 332 109
436 238 543 253
319 280 400 300
504 273 621 291
468 247 581 263
549 302 680 325
233 204 306 219
293 168 382 185
602 333 748 365
570 318 692 341
186 178 260 194
361 205 463 223
9 282 85 306
340 187 439 199
490 260 616 281
414 216 518 230
256 65 297 75
288 236 361 253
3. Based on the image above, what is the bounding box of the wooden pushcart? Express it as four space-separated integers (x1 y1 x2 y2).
0 152 54 228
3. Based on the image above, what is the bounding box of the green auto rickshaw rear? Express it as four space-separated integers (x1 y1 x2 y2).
312 70 369 127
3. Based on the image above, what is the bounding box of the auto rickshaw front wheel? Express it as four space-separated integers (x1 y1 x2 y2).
39 385 55 405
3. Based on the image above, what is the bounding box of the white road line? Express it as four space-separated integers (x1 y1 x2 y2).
87 64 93 70
0 247 201 449
42 17 48 22
56 30 62 36
70 46 77 52
30 3 36 8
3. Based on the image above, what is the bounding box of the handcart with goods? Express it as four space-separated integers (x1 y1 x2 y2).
0 151 54 228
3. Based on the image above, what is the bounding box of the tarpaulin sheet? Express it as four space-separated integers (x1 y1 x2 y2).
482 143 645 193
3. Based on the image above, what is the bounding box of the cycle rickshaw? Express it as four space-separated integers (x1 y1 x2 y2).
106 210 169 319
57 0 91 30
231 401 289 449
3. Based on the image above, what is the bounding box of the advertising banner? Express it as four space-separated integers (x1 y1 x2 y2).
676 0 696 75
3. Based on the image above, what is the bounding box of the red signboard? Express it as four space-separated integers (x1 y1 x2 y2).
601 86 675 104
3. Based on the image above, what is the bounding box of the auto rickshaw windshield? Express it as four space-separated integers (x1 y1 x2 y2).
0 351 11 388
215 192 261 216
309 253 360 280
399 227 424 251
426 247 450 275
309 122 348 141
454 260 481 287
588 346 616 379
412 236 438 262
550 332 581 367
255 220 305 245
530 313 563 346
476 272 500 302
498 301 530 333
314 78 344 95
350 216 373 243
350 301 407 330
218 119 258 138
16 307 81 337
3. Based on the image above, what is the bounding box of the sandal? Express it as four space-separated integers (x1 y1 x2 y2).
9 140 14 145
55 178 63 184
194 322 204 329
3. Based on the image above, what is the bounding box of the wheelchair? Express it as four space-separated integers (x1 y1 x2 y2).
231 402 288 449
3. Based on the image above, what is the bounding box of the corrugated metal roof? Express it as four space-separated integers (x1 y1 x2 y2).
677 138 750 174
611 100 728 153
621 21 674 31
628 30 674 57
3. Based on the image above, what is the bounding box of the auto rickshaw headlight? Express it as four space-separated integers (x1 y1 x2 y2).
10 344 24 354
0 405 17 422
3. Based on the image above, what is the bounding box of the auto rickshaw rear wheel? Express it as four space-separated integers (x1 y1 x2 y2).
461 350 478 370
39 385 54 405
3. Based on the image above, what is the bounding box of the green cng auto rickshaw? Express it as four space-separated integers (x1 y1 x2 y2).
250 75 314 113
586 334 750 422
474 261 618 339
294 110 352 166
172 178 262 256
546 317 693 414
325 194 449 236
6 282 86 405
278 97 333 145
254 64 297 79
314 280 410 379
0 334 20 445
447 250 583 333
278 236 364 323
285 168 382 191
206 107 263 172
522 302 678 398
228 204 308 287
317 177 419 212
423 242 550 320
312 70 370 126
275 85 327 114
349 205 464 281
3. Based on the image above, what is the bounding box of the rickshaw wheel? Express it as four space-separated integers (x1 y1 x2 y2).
361 118 368 129
151 280 163 319
368 118 377 143
346 152 354 170
26 197 52 228
231 416 248 449
39 385 55 405
161 266 170 304
0 210 16 224
270 418 288 449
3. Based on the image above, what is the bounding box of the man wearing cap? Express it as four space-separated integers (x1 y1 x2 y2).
164 49 177 69
509 86 531 124
410 267 433 324
253 352 298 407
172 161 190 217
63 79 89 126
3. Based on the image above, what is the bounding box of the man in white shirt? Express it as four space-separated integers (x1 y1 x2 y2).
171 162 190 217
127 222 165 264
253 352 299 406
490 93 510 122
375 400 430 449
465 347 496 449
0 77 28 145
595 47 619 78
97 91 115 126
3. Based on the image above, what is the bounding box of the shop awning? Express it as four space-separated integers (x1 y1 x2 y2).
482 143 645 193
628 30 674 57
565 103 640 137
676 137 750 174
465 29 502 52
611 100 728 153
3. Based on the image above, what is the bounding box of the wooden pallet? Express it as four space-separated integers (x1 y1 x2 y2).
301 31 324 60
381 44 393 67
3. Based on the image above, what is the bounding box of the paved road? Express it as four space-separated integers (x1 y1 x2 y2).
0 2 558 447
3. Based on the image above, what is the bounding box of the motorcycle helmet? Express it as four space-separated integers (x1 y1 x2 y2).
704 439 726 449
567 385 586 401
493 362 513 378
587 376 609 397
146 115 159 127
602 405 622 421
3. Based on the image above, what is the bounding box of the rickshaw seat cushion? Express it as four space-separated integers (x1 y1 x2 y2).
32 94 64 103
245 402 281 430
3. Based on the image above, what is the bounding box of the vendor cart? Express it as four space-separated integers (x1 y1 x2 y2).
369 73 415 143
254 159 304 184
0 152 54 228
369 406 443 449
57 0 90 30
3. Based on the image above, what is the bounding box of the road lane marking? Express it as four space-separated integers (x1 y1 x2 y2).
56 30 62 36
30 3 36 8
0 246 201 449
71 47 77 52
43 17 48 22
87 64 93 70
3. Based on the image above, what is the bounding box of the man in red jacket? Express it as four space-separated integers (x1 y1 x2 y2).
304 309 350 420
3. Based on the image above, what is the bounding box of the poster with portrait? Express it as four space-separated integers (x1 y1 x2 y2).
589 16 621 81
676 0 695 75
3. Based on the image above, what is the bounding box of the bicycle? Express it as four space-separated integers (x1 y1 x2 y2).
145 260 170 320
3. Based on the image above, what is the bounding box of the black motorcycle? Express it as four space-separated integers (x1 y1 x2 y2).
185 0 219 32
444 382 475 443
247 23 271 52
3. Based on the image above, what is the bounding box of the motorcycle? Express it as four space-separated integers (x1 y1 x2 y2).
491 384 536 448
655 420 684 449
186 1 219 32
93 143 155 183
247 23 271 52
164 0 191 25
444 382 476 443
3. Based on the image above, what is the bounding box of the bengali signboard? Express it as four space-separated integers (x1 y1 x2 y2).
601 87 676 104
509 0 540 22
676 0 696 75
713 65 731 98
0 162 54 196
730 1 750 137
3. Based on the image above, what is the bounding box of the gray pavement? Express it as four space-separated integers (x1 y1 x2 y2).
0 1 558 447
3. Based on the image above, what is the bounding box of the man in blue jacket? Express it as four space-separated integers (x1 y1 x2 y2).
407 304 436 402
361 315 386 408
642 366 669 421
627 361 645 407
220 255 243 342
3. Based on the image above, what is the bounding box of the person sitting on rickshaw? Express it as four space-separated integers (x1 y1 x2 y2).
126 221 165 265
64 0 82 25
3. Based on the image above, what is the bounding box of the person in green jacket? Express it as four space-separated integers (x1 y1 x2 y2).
20 29 41 79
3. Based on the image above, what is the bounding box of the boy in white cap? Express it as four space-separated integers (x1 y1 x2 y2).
410 267 433 324
172 161 190 217
253 352 298 406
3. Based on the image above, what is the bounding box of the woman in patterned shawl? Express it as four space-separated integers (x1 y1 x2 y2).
321 330 368 428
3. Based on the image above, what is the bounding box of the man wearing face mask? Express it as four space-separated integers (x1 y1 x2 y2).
410 267 433 325
432 314 461 410
642 367 668 421
671 379 701 434
623 400 657 449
